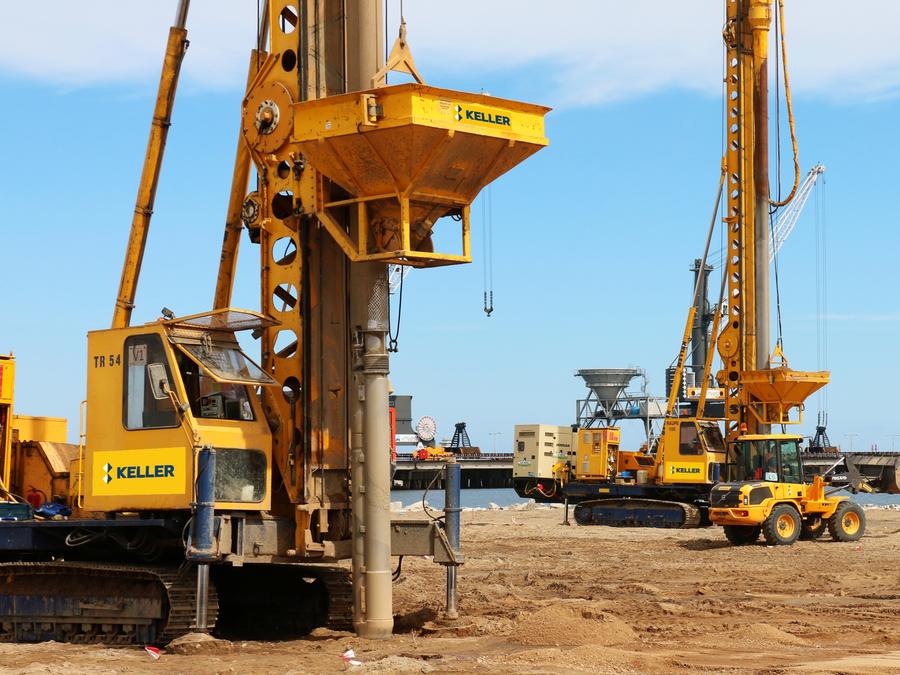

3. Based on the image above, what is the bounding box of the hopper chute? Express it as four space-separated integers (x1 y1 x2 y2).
739 348 829 425
739 366 828 426
290 83 549 267
576 369 643 423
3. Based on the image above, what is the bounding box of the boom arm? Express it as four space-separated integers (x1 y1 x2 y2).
112 1 190 328
770 164 825 260
212 4 270 310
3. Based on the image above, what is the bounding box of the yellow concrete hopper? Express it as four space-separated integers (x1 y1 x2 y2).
292 83 549 266
739 366 829 426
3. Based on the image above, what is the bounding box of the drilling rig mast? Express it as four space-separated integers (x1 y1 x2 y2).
0 0 548 643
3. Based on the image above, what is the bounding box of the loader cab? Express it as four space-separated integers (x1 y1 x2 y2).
729 434 804 485
82 309 278 514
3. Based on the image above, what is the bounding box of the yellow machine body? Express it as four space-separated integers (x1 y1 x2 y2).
10 440 78 505
0 355 14 490
738 360 829 427
12 416 67 445
81 309 276 513
0 0 551 645
709 478 843 527
709 434 865 545
235 5 551 557
246 81 549 268
573 419 726 487
1 354 80 503
653 419 726 485
710 433 842 527
574 427 620 480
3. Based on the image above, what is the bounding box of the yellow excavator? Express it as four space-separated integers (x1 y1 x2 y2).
0 0 548 643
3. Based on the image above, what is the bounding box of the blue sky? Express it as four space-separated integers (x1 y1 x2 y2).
1 2 899 453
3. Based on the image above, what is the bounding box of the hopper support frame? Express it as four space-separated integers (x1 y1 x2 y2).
287 83 549 269
309 177 472 268
737 348 829 427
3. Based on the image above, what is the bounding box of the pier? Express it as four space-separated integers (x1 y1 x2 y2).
393 453 514 489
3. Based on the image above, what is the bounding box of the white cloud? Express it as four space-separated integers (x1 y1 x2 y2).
2 1 899 105
0 2 258 89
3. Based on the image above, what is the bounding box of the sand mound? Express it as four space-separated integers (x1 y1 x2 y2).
167 632 234 655
510 601 637 646
745 622 807 646
620 582 663 595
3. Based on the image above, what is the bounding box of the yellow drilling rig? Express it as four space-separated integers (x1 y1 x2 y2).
0 0 548 643
558 0 879 539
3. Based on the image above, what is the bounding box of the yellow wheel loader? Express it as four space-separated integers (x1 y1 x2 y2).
709 434 865 545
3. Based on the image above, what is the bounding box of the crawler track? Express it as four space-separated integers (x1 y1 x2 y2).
0 562 217 645
573 498 703 528
0 561 354 645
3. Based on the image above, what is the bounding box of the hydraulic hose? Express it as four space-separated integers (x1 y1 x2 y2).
770 0 800 208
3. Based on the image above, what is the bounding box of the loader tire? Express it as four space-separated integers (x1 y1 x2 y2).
827 501 865 542
723 525 760 545
800 516 826 540
762 504 801 546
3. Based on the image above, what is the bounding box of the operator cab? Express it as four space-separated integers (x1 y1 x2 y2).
83 309 279 513
655 418 727 484
729 434 804 485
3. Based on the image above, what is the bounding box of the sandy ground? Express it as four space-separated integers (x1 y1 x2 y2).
1 506 899 674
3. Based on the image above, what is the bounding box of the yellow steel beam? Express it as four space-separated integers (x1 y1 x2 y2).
718 0 768 439
213 49 267 310
112 10 190 328
0 355 14 492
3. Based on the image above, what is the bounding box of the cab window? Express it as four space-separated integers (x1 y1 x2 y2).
679 423 702 455
780 440 802 484
176 352 255 421
123 334 177 430
736 440 778 481
698 422 725 453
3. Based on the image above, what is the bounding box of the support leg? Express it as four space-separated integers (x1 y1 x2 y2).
195 563 210 632
446 567 458 620
444 459 461 620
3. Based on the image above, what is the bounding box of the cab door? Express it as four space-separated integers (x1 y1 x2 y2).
85 328 192 512
662 421 707 483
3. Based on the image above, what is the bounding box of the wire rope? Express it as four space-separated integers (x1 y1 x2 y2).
387 266 403 352
482 186 494 316
769 211 785 349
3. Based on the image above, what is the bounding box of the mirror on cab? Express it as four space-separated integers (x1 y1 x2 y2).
147 362 172 400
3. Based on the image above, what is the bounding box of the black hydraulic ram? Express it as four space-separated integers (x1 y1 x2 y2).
187 445 218 632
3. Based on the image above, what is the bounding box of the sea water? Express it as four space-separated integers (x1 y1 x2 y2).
391 488 527 510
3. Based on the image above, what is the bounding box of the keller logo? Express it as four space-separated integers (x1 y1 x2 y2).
100 462 175 482
671 466 702 475
93 449 183 496
454 103 511 127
